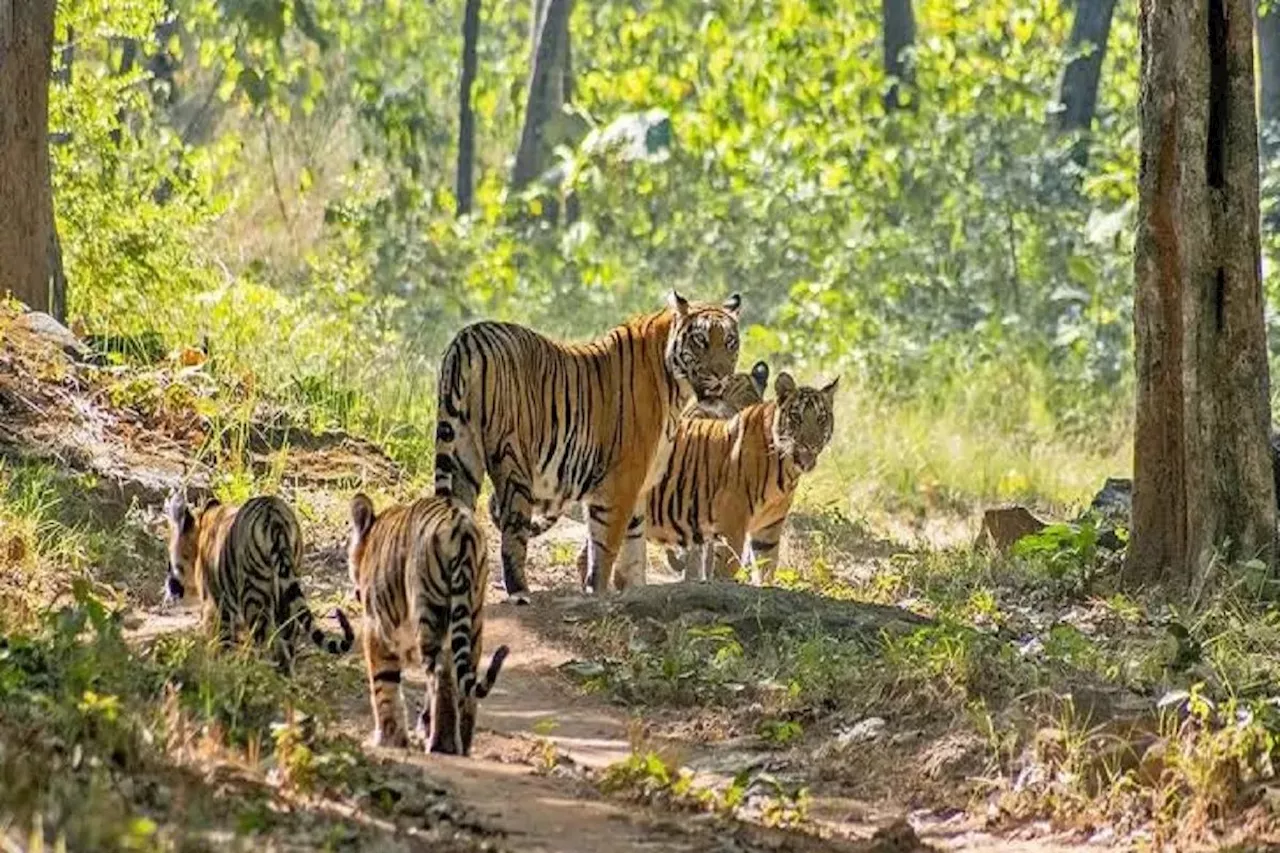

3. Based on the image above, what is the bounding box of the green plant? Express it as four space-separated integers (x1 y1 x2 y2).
758 718 804 747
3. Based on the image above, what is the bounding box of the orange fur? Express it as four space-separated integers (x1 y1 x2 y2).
577 374 837 587
433 292 743 600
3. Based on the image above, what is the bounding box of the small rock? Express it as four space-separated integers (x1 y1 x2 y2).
837 717 886 746
558 659 606 679
1089 826 1116 845
17 310 89 360
889 729 923 746
1016 637 1044 658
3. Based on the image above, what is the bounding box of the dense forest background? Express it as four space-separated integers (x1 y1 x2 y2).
12 3 1280 848
48 0 1165 507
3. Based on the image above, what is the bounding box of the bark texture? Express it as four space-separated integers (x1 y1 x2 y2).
881 0 915 110
1129 0 1275 591
512 0 573 189
0 0 57 313
455 0 482 215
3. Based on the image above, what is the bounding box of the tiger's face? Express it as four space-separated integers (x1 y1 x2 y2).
771 373 838 473
682 360 769 420
723 360 769 409
665 291 743 402
163 493 219 603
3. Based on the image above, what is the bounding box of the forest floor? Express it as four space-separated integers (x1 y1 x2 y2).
4 306 1280 852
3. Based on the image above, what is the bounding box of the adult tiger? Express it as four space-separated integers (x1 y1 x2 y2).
578 372 838 588
346 493 508 756
433 291 743 601
163 493 354 675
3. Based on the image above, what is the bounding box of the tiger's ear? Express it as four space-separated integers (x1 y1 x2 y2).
774 372 797 401
820 376 840 405
668 290 690 317
164 491 195 533
750 360 770 396
722 292 741 317
164 491 186 525
350 493 376 540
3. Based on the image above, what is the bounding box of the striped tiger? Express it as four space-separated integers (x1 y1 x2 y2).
163 493 354 675
682 359 770 420
578 372 838 588
515 364 771 546
346 493 509 756
433 291 743 602
661 359 770 581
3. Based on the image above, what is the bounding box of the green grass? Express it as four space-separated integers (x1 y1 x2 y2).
795 372 1132 525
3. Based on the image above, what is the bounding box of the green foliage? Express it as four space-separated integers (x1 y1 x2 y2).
53 0 1154 494
0 581 342 848
757 718 804 746
568 621 748 706
600 746 811 826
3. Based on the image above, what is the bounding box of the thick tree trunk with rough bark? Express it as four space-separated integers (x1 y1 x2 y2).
881 0 915 110
1055 0 1117 165
0 0 57 314
512 0 573 190
1129 0 1275 591
456 0 481 216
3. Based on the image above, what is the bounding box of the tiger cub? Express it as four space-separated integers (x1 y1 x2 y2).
562 360 770 584
163 493 354 675
682 359 770 420
668 360 770 580
346 493 509 756
433 291 743 601
580 372 837 588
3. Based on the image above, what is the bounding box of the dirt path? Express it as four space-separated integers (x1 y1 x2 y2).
434 599 1090 853
341 599 896 853
124 518 1099 853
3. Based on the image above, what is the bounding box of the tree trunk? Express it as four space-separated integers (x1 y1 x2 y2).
455 0 482 216
1054 0 1118 166
0 0 57 314
1259 0 1280 156
881 0 915 111
511 0 573 190
1129 0 1275 592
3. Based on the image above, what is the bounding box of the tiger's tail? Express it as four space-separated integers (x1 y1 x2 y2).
263 507 355 656
282 580 355 655
433 333 485 511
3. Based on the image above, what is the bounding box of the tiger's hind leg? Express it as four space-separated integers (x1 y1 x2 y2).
612 515 647 591
582 504 629 595
428 664 463 755
492 476 535 604
363 623 408 749
433 410 485 511
414 599 449 751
